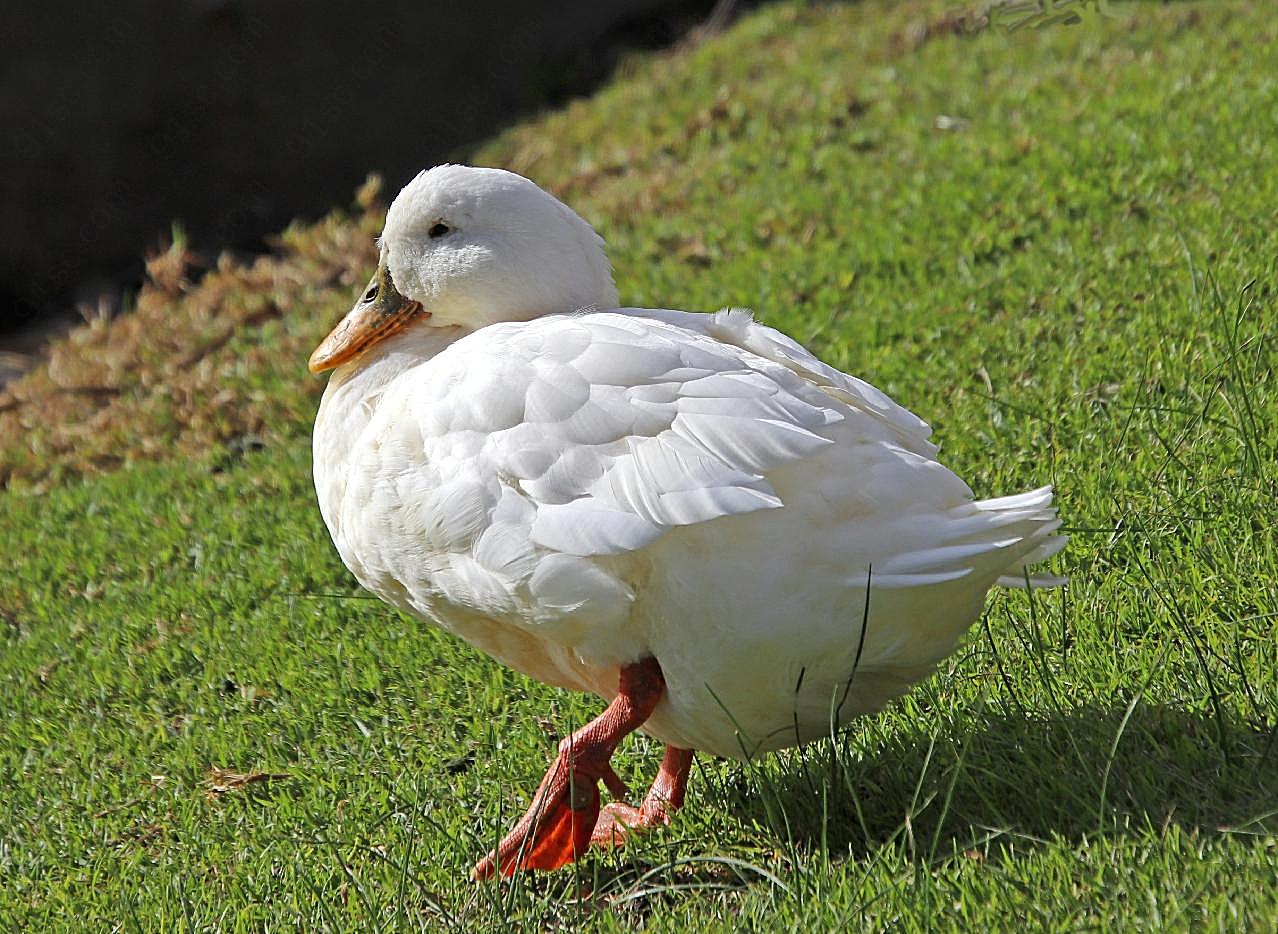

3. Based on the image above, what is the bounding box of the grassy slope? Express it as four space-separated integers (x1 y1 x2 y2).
3 0 1276 928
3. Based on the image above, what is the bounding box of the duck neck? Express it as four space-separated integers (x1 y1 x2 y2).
312 323 468 533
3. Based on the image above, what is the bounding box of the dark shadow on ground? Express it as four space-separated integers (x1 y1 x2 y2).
713 703 1277 859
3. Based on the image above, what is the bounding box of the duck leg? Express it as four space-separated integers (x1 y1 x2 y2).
473 657 667 879
591 744 695 848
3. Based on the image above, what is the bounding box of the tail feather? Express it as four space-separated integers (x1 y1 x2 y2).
978 485 1067 588
973 485 1057 512
875 485 1067 591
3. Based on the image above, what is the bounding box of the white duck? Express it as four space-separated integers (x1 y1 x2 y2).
309 165 1065 878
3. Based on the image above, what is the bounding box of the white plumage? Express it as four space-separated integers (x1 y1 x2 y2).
311 167 1064 768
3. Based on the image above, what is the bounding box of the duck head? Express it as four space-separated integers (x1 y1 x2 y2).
309 165 619 373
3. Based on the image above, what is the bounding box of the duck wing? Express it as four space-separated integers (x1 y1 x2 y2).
383 310 870 560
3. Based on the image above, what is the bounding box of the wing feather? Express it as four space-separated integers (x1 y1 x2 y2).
640 306 938 457
388 310 935 559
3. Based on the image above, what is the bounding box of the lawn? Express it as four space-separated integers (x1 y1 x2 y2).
2 0 1275 929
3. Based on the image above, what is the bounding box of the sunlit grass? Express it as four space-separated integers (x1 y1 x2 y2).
2 0 1276 928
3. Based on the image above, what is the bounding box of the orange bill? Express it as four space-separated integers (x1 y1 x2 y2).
309 264 427 373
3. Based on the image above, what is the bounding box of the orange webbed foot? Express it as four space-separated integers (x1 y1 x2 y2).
472 769 601 877
472 663 698 879
472 749 636 878
591 745 693 850
473 659 666 880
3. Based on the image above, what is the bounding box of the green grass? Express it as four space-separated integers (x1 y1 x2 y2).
3 0 1277 928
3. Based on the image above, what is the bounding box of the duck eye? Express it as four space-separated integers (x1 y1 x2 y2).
362 284 378 303
428 222 451 239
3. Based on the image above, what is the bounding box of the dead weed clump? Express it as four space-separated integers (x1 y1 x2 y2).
204 766 292 800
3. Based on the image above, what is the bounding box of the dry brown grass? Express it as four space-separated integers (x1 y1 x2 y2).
0 179 386 491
